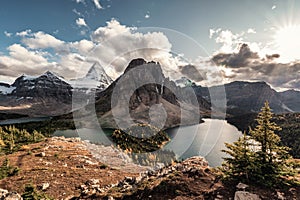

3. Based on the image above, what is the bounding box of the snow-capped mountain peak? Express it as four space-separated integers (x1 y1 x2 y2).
70 62 113 90
85 62 113 84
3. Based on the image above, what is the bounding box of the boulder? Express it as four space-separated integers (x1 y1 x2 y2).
234 191 261 200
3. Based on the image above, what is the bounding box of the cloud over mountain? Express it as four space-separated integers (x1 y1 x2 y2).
0 19 185 81
211 43 300 90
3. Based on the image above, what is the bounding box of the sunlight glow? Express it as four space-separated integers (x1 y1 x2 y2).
274 25 300 62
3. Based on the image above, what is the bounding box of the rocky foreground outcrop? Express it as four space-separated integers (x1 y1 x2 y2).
0 137 299 200
74 156 300 200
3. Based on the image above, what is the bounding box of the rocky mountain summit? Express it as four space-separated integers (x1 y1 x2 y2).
85 58 211 130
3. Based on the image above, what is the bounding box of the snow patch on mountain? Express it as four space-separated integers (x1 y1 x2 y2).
0 85 15 94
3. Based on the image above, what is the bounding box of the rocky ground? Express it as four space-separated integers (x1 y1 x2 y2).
0 137 142 199
75 157 300 200
0 137 299 200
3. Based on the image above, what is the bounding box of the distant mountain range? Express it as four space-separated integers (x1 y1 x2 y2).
0 62 113 116
188 81 300 116
0 58 299 127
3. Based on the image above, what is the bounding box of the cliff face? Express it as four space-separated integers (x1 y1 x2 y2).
92 58 210 129
11 71 72 103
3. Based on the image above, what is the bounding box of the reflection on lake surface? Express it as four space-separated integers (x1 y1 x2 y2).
165 119 242 167
54 119 242 167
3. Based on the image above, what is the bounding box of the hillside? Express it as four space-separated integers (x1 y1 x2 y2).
0 136 142 199
0 137 299 199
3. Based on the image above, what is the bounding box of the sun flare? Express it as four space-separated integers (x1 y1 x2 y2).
274 25 300 62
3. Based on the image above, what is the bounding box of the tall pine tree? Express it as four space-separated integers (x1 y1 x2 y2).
249 101 292 186
222 101 295 186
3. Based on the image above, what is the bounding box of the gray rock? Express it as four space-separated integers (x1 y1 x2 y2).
4 192 23 200
236 182 249 190
0 188 8 198
234 191 261 200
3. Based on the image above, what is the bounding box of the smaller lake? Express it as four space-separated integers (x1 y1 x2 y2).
0 117 50 125
54 119 242 167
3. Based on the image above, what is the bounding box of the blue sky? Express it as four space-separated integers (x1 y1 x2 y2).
0 0 300 90
1 0 296 52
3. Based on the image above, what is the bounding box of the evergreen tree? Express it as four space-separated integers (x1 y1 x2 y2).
222 133 254 183
249 101 293 186
222 101 295 187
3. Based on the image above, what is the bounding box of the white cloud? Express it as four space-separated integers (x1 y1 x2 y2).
0 19 187 81
92 0 103 9
92 19 133 42
16 29 32 37
145 14 150 19
212 29 244 53
70 39 94 55
210 28 261 55
4 31 12 37
90 19 185 78
22 31 65 49
209 28 221 39
76 18 88 27
247 28 256 34
0 44 57 77
76 0 85 4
